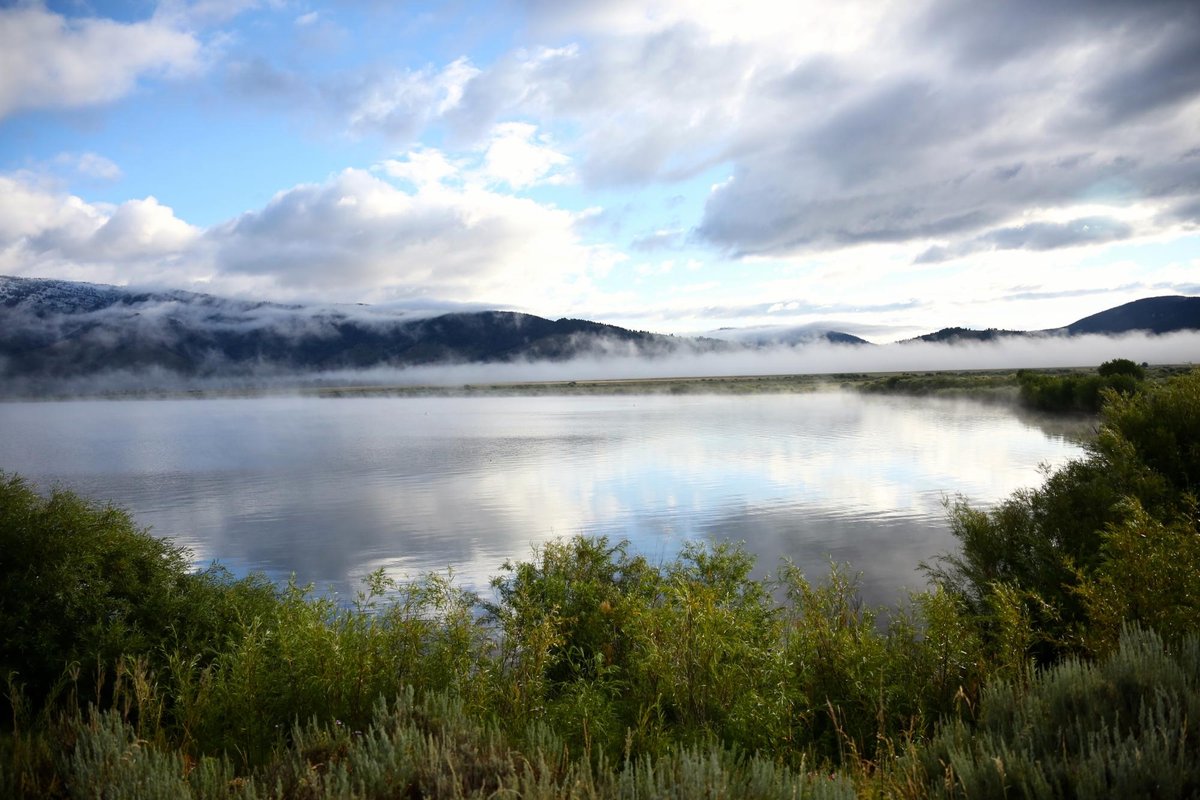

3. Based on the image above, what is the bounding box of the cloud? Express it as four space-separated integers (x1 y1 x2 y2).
340 57 480 141
630 229 682 253
999 284 1144 303
0 156 618 313
984 217 1134 251
0 4 201 120
449 0 1200 264
444 27 758 185
206 167 612 306
55 152 124 182
915 216 1136 263
0 175 200 283
480 122 570 189
379 148 462 188
1086 14 1200 122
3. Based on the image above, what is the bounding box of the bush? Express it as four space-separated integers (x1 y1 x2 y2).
0 473 193 712
902 626 1200 799
931 369 1200 661
1097 358 1146 380
1016 360 1146 414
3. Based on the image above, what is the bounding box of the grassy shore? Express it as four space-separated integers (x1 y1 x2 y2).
8 363 1191 404
304 363 1192 401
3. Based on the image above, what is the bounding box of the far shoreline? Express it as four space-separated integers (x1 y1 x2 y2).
3 364 1191 403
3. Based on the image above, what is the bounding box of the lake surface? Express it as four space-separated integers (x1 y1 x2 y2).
0 392 1085 605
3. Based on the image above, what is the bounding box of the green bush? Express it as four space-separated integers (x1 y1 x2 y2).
902 626 1200 799
931 369 1200 661
1097 358 1146 380
0 473 193 712
1016 359 1146 414
1073 499 1200 654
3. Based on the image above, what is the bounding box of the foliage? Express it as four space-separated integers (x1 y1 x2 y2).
1073 499 1200 655
900 626 1200 799
2 689 858 799
1097 357 1146 380
0 473 192 710
1016 359 1146 413
930 368 1200 661
856 371 1018 398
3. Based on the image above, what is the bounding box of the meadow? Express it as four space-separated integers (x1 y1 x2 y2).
1 367 1198 798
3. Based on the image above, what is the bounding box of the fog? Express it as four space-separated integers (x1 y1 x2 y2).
6 329 1194 398
308 330 1200 387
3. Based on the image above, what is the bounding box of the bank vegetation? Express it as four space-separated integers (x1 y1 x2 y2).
2 369 1198 798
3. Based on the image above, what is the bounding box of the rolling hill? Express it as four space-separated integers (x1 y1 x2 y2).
0 276 727 382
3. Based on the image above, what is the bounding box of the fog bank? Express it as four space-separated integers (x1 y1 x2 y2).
3 330 1196 398
344 330 1200 387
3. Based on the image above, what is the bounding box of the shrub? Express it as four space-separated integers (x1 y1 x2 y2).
931 369 1200 662
0 473 193 712
1097 358 1146 380
901 626 1200 799
1016 360 1146 414
1073 499 1200 655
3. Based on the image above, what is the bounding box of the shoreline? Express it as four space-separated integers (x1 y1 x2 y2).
2 364 1190 402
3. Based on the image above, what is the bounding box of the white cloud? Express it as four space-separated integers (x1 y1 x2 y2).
427 0 1200 272
207 167 617 309
0 4 201 120
0 175 200 284
379 148 462 188
343 57 480 140
54 152 124 181
0 162 621 313
481 122 570 189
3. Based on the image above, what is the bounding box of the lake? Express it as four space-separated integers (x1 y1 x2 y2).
0 392 1085 605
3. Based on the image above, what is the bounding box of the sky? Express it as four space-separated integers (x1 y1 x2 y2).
1 0 1198 343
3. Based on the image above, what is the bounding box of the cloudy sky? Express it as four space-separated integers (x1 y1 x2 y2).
2 0 1198 341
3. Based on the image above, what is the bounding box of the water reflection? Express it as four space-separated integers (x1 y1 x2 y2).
0 392 1084 604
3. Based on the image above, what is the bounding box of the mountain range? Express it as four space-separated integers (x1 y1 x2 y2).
0 276 732 382
909 295 1200 343
2 276 1198 386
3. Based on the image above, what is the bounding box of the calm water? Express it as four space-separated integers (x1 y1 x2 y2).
0 392 1085 604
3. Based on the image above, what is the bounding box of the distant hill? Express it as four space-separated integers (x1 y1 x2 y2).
0 276 727 383
909 327 1026 344
706 325 872 347
907 296 1200 343
1056 296 1200 335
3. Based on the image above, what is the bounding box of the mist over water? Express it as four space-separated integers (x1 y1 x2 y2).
372 331 1200 385
4 330 1197 397
0 391 1086 605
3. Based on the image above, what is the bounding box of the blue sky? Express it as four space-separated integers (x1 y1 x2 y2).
2 0 1198 341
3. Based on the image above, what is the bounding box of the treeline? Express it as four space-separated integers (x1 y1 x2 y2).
2 369 1199 798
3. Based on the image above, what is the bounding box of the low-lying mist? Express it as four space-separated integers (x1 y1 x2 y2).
376 330 1199 386
6 330 1196 398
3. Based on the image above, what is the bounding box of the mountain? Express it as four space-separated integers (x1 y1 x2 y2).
907 296 1200 343
0 276 727 382
1056 296 1200 335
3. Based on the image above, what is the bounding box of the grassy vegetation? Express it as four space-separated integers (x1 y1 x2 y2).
2 369 1198 797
